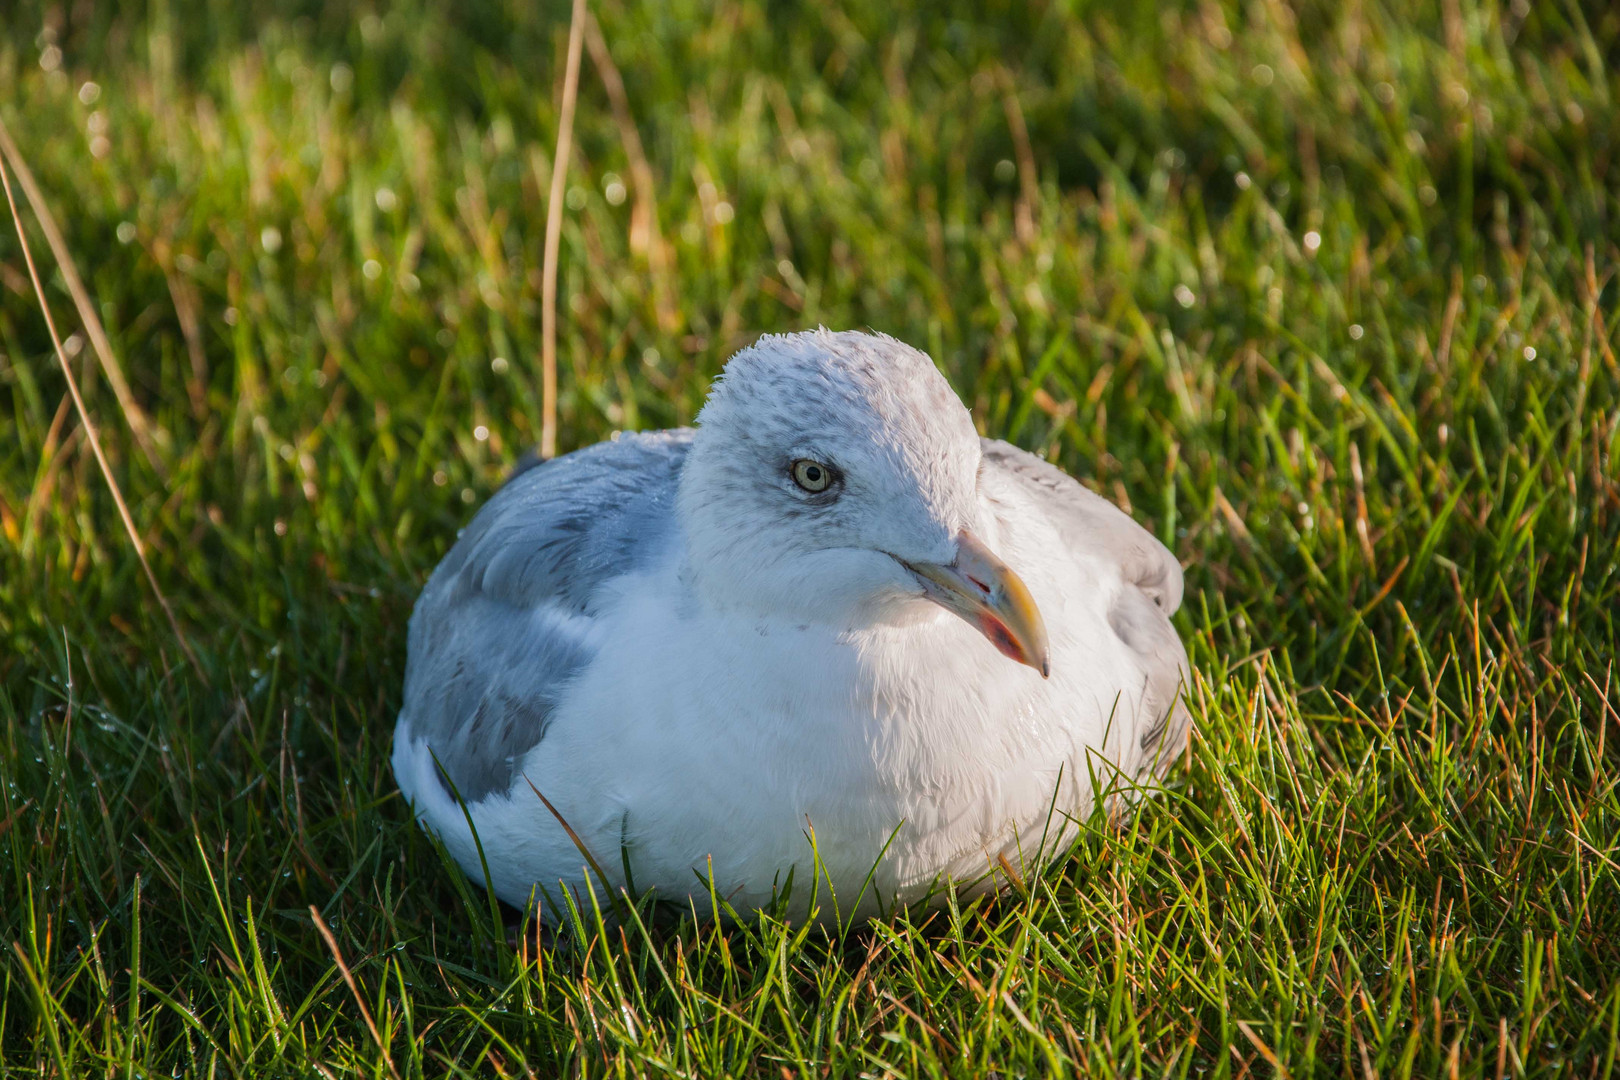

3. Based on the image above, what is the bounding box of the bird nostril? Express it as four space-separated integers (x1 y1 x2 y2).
966 574 989 592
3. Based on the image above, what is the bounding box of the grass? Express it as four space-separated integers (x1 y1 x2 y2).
1 0 1618 1074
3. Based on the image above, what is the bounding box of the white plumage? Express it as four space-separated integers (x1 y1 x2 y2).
393 329 1190 923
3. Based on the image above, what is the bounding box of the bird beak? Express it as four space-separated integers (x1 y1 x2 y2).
902 531 1050 677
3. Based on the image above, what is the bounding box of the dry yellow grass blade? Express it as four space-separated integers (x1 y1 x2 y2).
0 114 166 476
309 907 403 1080
0 150 203 681
539 0 589 460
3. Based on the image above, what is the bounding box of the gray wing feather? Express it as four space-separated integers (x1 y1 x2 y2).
981 439 1183 613
981 439 1191 776
400 429 693 801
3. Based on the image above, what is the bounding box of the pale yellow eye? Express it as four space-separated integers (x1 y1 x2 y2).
791 459 833 493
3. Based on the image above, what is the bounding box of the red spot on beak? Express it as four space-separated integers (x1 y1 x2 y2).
977 613 1026 665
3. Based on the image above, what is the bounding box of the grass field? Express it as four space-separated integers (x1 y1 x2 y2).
2 0 1618 1075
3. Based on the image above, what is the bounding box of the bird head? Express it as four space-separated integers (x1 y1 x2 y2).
676 329 1048 676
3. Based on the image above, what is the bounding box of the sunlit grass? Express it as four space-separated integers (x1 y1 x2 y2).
1 1 1617 1076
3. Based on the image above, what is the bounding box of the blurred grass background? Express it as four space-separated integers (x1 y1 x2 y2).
1 0 1618 1075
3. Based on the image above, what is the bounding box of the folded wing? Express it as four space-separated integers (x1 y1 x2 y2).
397 430 693 803
981 438 1191 779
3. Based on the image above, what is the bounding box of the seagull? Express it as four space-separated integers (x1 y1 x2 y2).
393 329 1190 923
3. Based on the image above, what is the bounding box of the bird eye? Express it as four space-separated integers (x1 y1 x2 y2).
790 458 834 493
